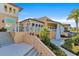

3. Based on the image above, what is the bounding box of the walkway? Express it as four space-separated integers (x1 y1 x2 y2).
51 39 76 56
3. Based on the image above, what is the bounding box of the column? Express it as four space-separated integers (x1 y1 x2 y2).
55 24 61 40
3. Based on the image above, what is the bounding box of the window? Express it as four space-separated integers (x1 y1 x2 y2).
39 24 40 27
4 5 7 12
36 24 38 27
2 20 4 23
13 9 16 13
9 7 12 13
32 23 34 26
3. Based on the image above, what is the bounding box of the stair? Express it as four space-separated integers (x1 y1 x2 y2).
0 32 39 56
0 43 39 56
0 32 14 47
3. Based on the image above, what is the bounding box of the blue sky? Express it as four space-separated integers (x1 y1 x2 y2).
16 3 79 27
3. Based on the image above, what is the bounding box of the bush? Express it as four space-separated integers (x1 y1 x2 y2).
0 27 7 32
62 35 79 55
50 43 66 56
71 35 79 45
39 26 50 46
63 39 73 49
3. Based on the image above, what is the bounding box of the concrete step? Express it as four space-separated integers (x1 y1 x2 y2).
24 48 39 56
32 50 39 56
26 48 36 56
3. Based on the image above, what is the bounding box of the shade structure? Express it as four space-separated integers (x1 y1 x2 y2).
4 18 17 31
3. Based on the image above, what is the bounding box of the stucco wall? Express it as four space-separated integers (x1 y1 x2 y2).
0 3 20 17
48 32 56 39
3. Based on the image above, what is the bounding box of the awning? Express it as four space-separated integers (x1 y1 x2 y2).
5 18 16 24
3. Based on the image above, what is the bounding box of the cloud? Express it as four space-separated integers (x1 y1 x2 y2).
51 18 76 27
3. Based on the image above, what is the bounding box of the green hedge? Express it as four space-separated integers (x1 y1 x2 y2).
41 40 66 56
50 43 67 56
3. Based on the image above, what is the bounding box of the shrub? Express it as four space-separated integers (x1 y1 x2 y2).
64 39 73 49
62 35 79 55
50 43 66 56
71 35 79 45
39 26 50 46
0 27 7 32
39 31 50 46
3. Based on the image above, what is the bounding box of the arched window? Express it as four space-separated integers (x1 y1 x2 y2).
13 9 16 13
36 24 38 27
32 23 34 26
4 5 7 12
2 20 4 23
9 7 12 13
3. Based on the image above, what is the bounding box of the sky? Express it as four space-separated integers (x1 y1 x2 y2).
16 3 79 27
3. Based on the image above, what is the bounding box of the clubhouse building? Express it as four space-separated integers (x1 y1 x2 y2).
20 16 65 39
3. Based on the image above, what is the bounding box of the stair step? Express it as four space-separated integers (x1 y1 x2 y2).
36 53 40 56
26 48 36 56
32 50 39 56
24 47 39 56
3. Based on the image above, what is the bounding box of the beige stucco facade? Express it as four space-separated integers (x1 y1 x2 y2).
0 3 22 31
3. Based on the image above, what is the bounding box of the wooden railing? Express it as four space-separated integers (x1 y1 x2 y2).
10 32 55 56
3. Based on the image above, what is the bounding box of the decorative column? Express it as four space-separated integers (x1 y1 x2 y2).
24 26 26 32
55 24 61 40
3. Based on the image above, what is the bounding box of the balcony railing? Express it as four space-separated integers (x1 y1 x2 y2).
49 29 56 32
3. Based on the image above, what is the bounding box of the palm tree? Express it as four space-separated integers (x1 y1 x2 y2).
68 8 79 34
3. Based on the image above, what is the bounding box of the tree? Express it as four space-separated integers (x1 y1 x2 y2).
67 8 79 35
